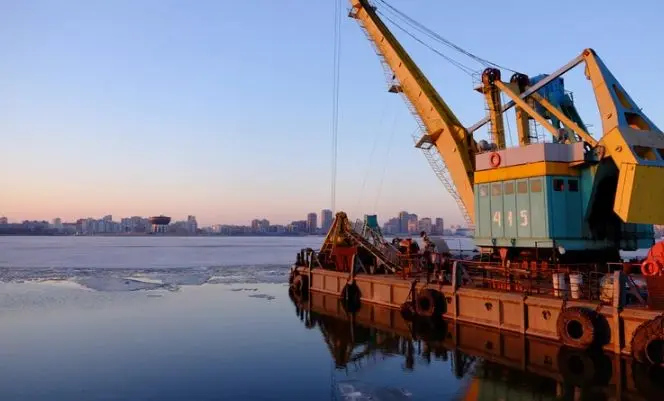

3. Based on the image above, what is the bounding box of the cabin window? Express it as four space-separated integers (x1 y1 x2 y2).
530 179 542 193
517 181 528 194
553 179 565 192
479 185 488 197
568 179 579 192
491 183 502 196
504 182 514 195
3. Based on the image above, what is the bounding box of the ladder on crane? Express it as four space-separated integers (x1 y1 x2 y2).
350 4 473 227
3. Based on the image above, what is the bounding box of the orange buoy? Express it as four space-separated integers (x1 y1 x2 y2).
641 259 661 276
489 152 501 168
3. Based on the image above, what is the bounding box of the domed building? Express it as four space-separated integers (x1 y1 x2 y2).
148 215 171 233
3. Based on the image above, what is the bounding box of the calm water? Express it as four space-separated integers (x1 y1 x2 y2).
0 236 659 400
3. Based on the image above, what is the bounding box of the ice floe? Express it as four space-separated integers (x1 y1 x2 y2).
0 264 290 293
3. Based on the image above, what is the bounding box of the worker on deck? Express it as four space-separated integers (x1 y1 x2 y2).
420 231 435 282
398 238 410 254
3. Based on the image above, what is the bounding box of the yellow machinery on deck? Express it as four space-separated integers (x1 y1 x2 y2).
347 0 664 263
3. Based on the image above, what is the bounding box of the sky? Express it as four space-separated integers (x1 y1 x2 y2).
1 0 663 226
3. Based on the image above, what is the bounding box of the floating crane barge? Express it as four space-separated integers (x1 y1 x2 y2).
290 0 664 367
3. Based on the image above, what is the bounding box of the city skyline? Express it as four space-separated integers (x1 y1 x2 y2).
0 199 466 227
0 208 460 232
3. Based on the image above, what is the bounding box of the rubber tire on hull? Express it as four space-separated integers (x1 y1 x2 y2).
631 316 664 366
415 289 443 318
557 347 597 387
557 307 598 349
400 302 416 321
290 274 309 302
632 362 664 399
557 347 611 387
412 317 447 342
340 283 361 313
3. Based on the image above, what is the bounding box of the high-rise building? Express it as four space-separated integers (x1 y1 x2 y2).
321 209 333 233
187 215 198 233
434 218 444 235
0 216 9 225
251 218 270 233
307 213 317 234
52 218 63 230
418 218 432 234
383 217 400 235
288 220 308 233
102 215 112 222
398 211 409 234
407 214 418 234
407 219 418 234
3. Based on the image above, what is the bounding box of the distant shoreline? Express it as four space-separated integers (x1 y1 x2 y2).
0 232 473 238
0 232 325 237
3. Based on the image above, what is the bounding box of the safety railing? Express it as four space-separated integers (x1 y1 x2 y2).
457 261 617 302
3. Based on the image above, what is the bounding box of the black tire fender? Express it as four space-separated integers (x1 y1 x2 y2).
400 302 416 321
631 316 664 366
340 283 361 313
415 289 443 318
290 274 309 300
557 307 597 349
557 347 605 387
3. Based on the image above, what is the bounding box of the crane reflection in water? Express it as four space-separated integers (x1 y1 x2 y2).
289 289 663 401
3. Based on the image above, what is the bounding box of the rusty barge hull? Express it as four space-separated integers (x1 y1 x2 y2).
293 266 662 357
292 290 657 400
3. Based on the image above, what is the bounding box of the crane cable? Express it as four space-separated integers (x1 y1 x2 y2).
377 10 476 76
354 97 391 216
375 0 519 73
373 113 398 212
331 0 342 213
502 93 515 147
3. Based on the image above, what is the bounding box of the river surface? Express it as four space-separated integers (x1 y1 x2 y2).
0 236 658 400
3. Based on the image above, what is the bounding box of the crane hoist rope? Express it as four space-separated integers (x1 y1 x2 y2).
376 10 476 76
354 96 391 215
375 0 519 73
373 113 398 213
501 92 515 147
331 0 342 213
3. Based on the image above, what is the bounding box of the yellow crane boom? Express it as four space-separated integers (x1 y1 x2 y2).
348 0 477 224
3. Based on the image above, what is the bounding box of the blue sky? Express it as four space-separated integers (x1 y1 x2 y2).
1 0 662 226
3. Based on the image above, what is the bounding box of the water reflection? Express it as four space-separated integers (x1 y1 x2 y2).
290 290 663 401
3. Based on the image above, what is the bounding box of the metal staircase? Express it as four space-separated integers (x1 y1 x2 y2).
321 212 399 273
353 218 401 269
410 132 473 227
347 229 399 273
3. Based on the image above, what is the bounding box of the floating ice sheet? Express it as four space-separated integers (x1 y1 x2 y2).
336 380 412 401
0 264 291 292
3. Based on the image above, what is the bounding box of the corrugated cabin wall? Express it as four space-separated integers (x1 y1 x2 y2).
474 175 584 248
